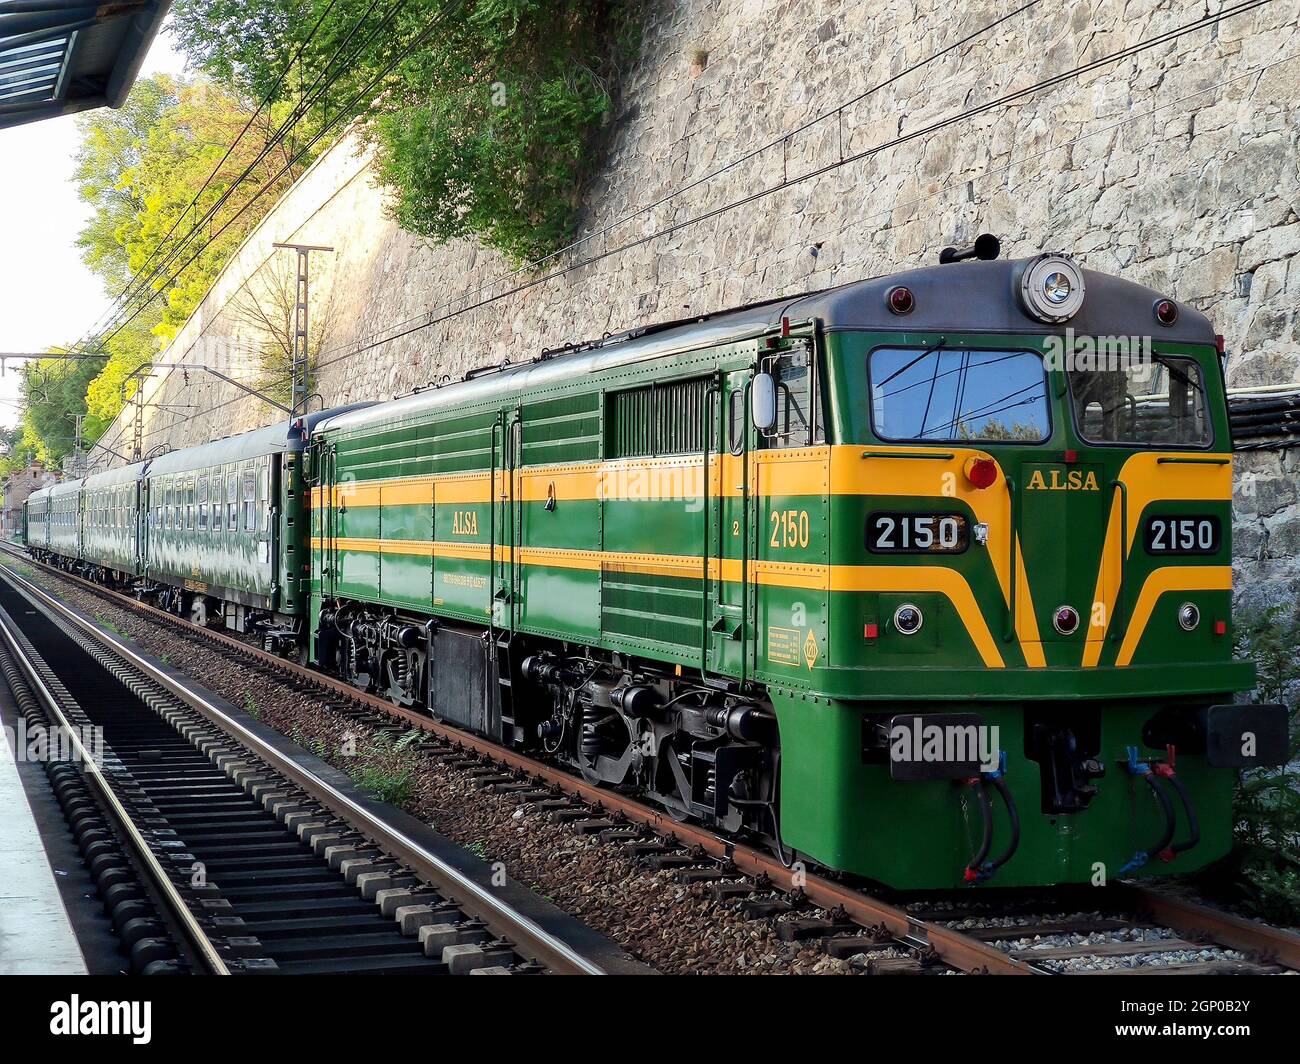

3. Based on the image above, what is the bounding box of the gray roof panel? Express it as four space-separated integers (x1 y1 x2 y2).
315 257 1213 437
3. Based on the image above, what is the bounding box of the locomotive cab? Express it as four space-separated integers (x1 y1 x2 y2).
759 246 1282 888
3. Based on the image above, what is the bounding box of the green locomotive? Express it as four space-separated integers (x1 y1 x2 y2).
28 244 1288 889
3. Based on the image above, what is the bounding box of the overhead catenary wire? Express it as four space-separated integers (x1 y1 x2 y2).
109 44 1300 458
89 2 1292 457
85 0 416 348
69 0 351 352
337 0 1051 350
79 0 468 460
88 0 465 359
76 0 1050 394
305 0 1279 374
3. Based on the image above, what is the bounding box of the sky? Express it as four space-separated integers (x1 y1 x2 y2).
0 21 189 431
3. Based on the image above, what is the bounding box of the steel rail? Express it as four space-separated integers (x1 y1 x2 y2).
12 546 1300 975
1118 885 1300 970
0 602 233 975
1 547 1035 974
0 557 610 976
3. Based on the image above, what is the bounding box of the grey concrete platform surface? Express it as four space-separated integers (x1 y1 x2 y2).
0 721 86 974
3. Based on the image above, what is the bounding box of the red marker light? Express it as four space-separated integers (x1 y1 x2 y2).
1214 619 1227 636
886 286 914 315
964 457 998 489
864 622 879 640
1154 299 1178 326
780 316 791 337
1215 334 1226 356
1063 449 1078 464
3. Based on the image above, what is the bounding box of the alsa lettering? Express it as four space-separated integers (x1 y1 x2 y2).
451 510 479 536
1026 469 1098 492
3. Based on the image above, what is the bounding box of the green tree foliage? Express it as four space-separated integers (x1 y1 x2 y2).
52 74 315 455
16 352 107 465
172 0 640 263
0 424 39 479
1213 606 1300 923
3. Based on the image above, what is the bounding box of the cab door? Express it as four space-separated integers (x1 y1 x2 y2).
707 368 754 676
491 408 521 632
317 442 338 601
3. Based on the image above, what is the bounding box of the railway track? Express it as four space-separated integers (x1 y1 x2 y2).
0 556 644 975
7 543 1300 976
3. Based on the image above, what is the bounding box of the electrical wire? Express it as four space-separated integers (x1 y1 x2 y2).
304 0 1278 373
68 0 352 351
94 29 1299 456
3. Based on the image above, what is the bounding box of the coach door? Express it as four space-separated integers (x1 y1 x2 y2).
706 368 754 678
137 479 147 573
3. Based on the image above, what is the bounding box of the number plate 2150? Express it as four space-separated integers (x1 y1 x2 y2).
867 512 969 554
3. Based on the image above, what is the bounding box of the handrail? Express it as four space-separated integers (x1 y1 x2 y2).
1004 475 1017 643
507 409 522 630
488 413 500 641
700 378 720 675
740 375 753 689
862 450 955 461
1110 478 1129 639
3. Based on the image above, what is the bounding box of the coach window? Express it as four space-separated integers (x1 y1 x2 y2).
186 479 196 531
242 468 256 532
869 347 1051 443
226 472 238 529
197 477 209 531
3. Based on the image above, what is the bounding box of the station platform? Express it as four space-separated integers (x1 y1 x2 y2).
0 700 87 974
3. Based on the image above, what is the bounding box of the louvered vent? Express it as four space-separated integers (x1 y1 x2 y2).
607 378 709 458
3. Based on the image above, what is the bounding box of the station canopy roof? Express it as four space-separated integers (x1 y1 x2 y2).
0 1 170 130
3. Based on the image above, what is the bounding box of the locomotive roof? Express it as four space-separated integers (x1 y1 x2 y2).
312 256 1216 437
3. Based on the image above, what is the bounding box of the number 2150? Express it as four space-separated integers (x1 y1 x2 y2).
770 509 810 549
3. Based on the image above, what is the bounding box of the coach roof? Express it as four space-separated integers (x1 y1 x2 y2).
146 403 376 476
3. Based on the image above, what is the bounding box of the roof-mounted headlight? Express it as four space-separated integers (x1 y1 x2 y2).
1018 253 1085 323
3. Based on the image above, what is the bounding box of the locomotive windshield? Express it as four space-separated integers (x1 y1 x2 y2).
869 347 1051 443
1068 355 1212 447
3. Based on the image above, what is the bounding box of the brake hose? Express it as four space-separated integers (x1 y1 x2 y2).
981 775 1021 878
962 778 994 884
1119 747 1178 875
1153 748 1200 859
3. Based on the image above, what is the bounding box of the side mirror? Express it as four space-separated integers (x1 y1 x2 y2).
752 372 777 433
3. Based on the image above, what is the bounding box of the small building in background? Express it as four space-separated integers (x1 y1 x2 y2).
1 461 55 537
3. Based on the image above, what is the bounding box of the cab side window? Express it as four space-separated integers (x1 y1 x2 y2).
759 340 824 447
728 389 745 455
